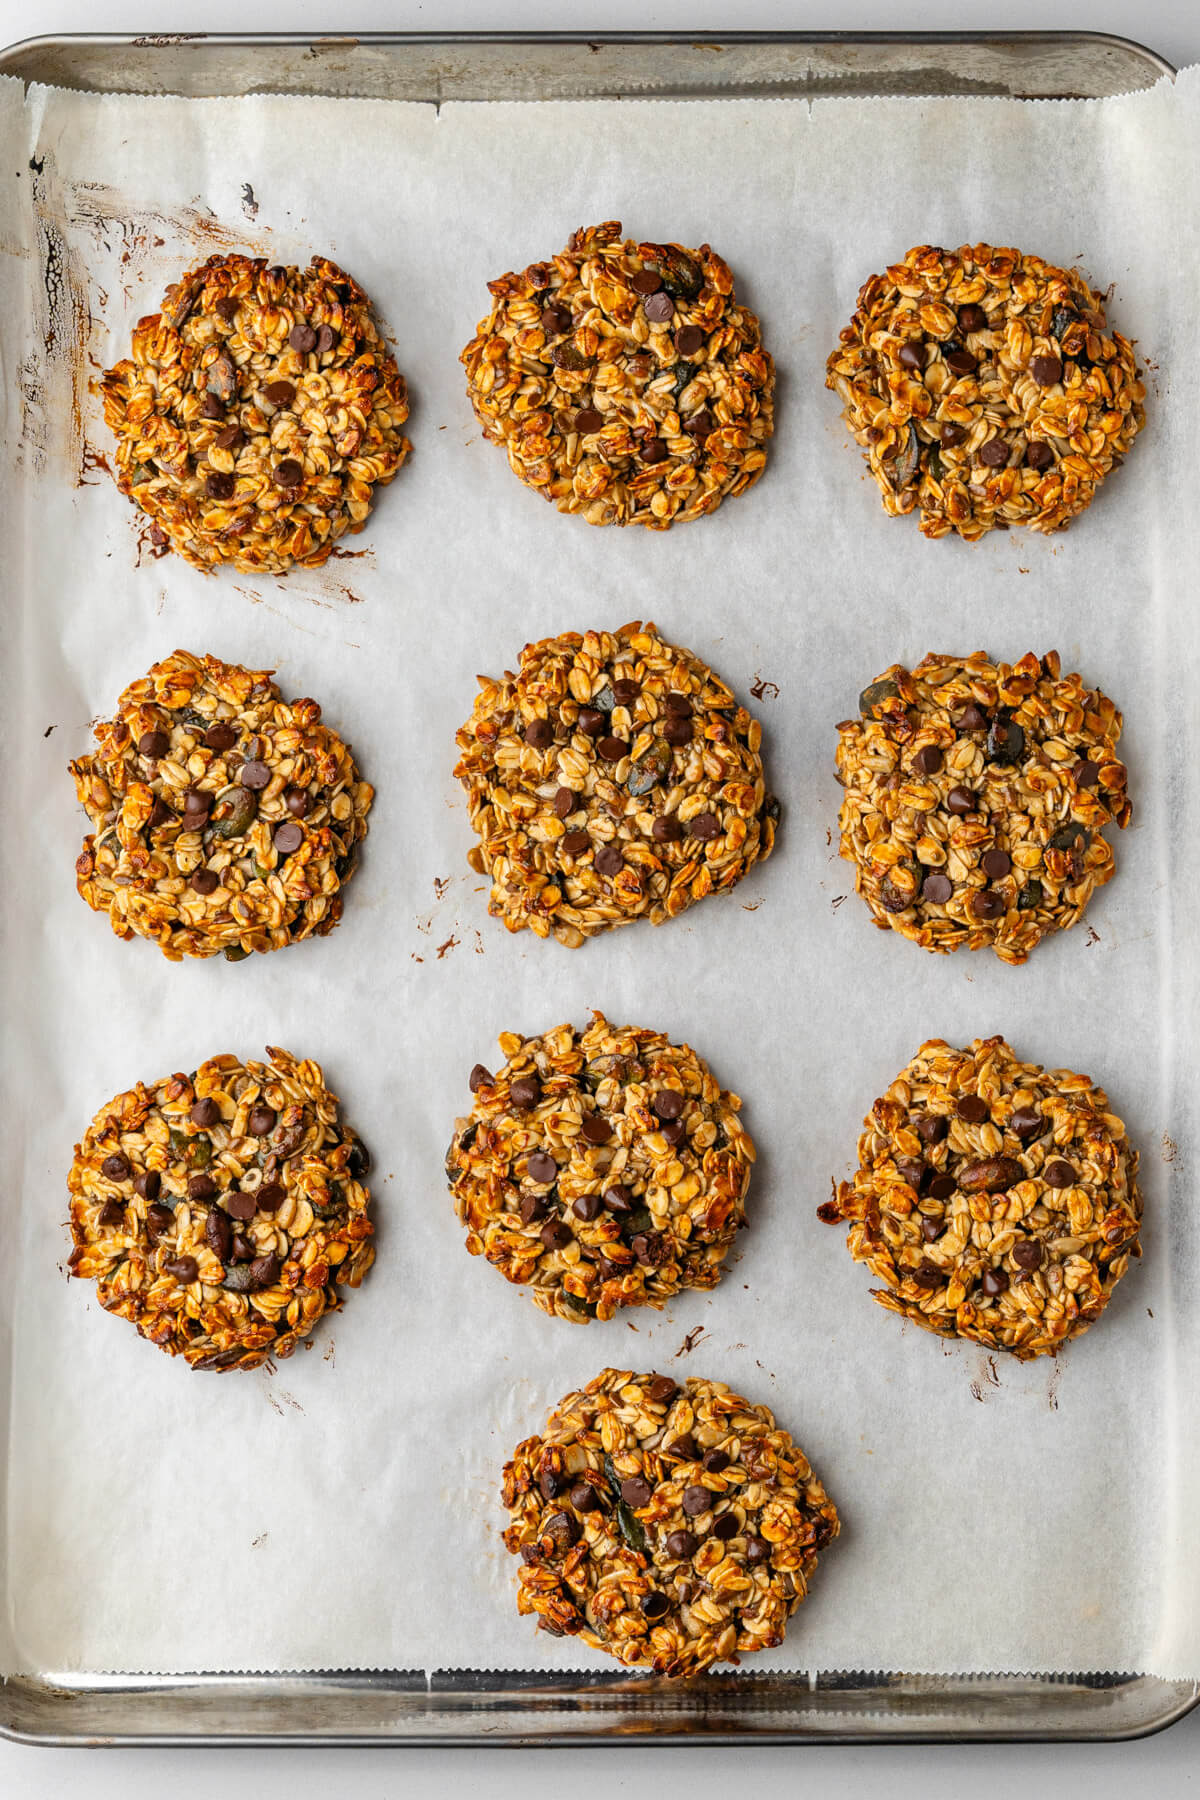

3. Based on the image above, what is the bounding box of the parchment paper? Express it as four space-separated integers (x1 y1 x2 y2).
2 66 1199 1681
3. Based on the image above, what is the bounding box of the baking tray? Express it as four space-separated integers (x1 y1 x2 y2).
0 27 1192 1748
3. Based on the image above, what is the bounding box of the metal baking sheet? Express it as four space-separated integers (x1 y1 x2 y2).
0 27 1193 1748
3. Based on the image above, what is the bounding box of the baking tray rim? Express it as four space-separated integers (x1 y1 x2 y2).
0 22 1188 1748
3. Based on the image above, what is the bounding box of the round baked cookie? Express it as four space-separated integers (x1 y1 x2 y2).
825 242 1145 540
818 1036 1141 1358
836 650 1130 964
101 253 410 572
502 1369 839 1676
70 649 373 962
460 220 774 528
446 1013 754 1322
67 1047 374 1371
454 622 778 947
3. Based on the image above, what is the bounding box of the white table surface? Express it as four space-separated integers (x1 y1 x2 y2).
4 0 1197 1789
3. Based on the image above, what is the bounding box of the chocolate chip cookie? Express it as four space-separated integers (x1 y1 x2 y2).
70 649 373 962
825 242 1145 539
819 1036 1141 1357
461 221 774 528
836 651 1130 963
446 1013 754 1322
67 1047 374 1370
502 1369 839 1676
454 622 778 947
101 253 410 572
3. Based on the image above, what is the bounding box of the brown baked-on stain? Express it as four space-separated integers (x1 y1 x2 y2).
435 933 460 960
132 516 171 566
674 1325 709 1358
749 674 780 701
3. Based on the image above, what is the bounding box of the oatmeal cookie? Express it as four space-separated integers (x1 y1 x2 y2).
454 622 778 947
67 1047 374 1371
836 651 1130 963
502 1369 839 1676
101 253 410 572
825 242 1145 539
460 220 773 528
819 1036 1141 1357
446 1013 754 1322
70 649 373 962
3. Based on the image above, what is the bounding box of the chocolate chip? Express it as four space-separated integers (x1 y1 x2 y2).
205 1208 231 1259
256 1183 284 1213
912 1259 943 1289
200 392 224 420
289 323 317 353
578 707 606 737
214 425 243 453
928 1174 956 1201
689 813 720 842
662 714 692 747
641 438 668 465
137 730 170 760
1031 355 1062 387
524 718 553 748
570 1481 600 1512
1025 440 1054 471
190 868 219 895
316 324 336 353
641 1591 670 1620
702 1448 729 1473
898 341 927 371
681 1485 711 1517
598 736 628 762
945 349 977 375
594 845 623 878
630 269 662 295
263 380 296 407
573 1191 602 1221
187 1174 217 1201
946 786 978 815
538 1467 565 1502
664 693 692 715
940 421 967 448
980 1267 1009 1296
645 1375 677 1404
225 1190 257 1221
660 1120 686 1147
272 459 304 489
957 1095 989 1123
685 408 715 443
621 1475 653 1509
957 703 989 731
562 831 590 856
666 1530 698 1559
652 816 683 843
921 1215 943 1242
575 407 604 434
519 1192 548 1226
165 1255 199 1283
102 1153 130 1181
284 786 311 818
921 872 952 905
1010 1106 1043 1140
669 1433 699 1462
510 1077 540 1110
469 1064 493 1094
230 1235 253 1264
540 1220 572 1252
957 304 988 333
745 1535 771 1566
653 1090 684 1121
249 1253 280 1290
145 1204 174 1241
239 759 270 790
581 1115 611 1145
554 788 578 818
203 723 238 752
541 304 572 337
913 745 943 775
712 1513 740 1541
916 1114 948 1145
1074 760 1100 789
612 679 640 704
644 291 675 324
215 295 238 323
543 1510 581 1552
148 797 175 829
247 1104 277 1137
895 1157 925 1189
273 821 303 856
1043 1159 1075 1188
183 789 211 819
979 438 1009 467
190 1097 220 1128
982 849 1011 880
973 890 1004 920
602 1184 633 1214
1013 1239 1045 1271
134 1170 161 1201
527 1152 557 1184
203 469 236 501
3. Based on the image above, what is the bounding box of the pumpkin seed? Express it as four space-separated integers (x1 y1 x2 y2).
626 738 673 796
859 677 900 715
